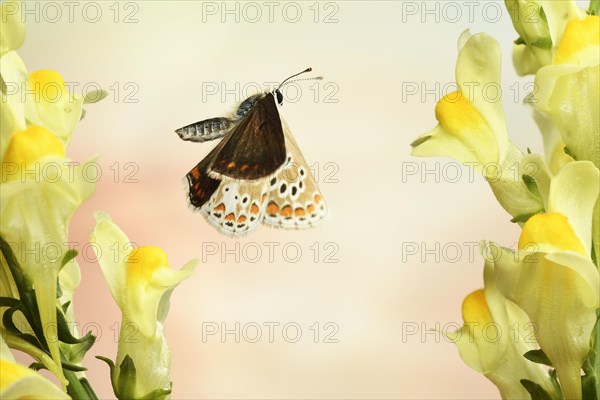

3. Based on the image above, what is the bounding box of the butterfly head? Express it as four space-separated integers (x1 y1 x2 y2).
275 89 284 106
273 67 322 106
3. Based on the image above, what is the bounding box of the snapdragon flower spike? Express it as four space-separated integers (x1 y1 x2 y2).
488 161 599 399
0 125 96 376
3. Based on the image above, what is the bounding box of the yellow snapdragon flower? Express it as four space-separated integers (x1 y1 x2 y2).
91 212 198 399
411 32 543 219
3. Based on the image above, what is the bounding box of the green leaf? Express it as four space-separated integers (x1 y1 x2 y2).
520 379 554 400
96 355 118 398
511 210 543 224
56 277 63 299
0 236 31 291
564 146 577 160
78 377 100 400
83 89 108 104
582 371 597 399
61 300 71 314
515 36 526 46
532 37 553 50
139 386 172 400
117 355 137 400
539 6 547 23
56 306 95 345
0 72 7 94
95 355 116 371
60 360 88 372
60 334 96 365
524 349 553 367
60 249 78 269
589 0 600 15
549 369 564 400
28 362 47 371
410 135 431 147
522 174 542 200
0 296 20 308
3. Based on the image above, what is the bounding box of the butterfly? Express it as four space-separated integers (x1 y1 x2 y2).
175 68 328 237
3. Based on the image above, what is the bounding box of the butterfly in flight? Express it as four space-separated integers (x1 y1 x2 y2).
175 68 328 237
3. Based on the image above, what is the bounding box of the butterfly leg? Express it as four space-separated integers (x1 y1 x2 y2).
175 117 234 143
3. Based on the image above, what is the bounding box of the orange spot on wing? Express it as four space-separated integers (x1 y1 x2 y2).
240 164 249 171
237 215 247 223
214 203 225 212
225 213 235 221
294 207 306 217
307 204 315 213
261 193 267 203
190 168 200 179
250 203 260 214
314 194 322 204
227 161 236 169
267 201 279 215
281 205 293 217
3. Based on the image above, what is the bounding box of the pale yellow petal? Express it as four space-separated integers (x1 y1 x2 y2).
455 33 507 160
555 15 600 66
0 360 70 399
0 2 25 55
547 65 599 169
548 161 600 254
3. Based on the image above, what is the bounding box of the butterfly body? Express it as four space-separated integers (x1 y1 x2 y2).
176 70 328 237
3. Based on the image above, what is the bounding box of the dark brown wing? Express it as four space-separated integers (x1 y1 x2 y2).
186 146 222 208
209 93 286 180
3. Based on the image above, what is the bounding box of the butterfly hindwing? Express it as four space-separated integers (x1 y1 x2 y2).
262 121 328 229
199 178 269 236
208 93 287 180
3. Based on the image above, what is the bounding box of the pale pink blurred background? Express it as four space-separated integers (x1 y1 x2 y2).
16 1 555 398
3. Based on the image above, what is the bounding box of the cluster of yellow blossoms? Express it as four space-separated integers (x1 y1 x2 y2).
0 2 197 399
411 1 599 398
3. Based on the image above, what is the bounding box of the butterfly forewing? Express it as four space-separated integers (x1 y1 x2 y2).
186 145 223 208
208 93 287 180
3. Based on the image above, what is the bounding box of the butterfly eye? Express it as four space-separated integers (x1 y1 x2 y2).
276 90 284 105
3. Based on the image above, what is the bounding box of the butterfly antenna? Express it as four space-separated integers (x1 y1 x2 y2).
276 67 315 90
281 76 323 87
